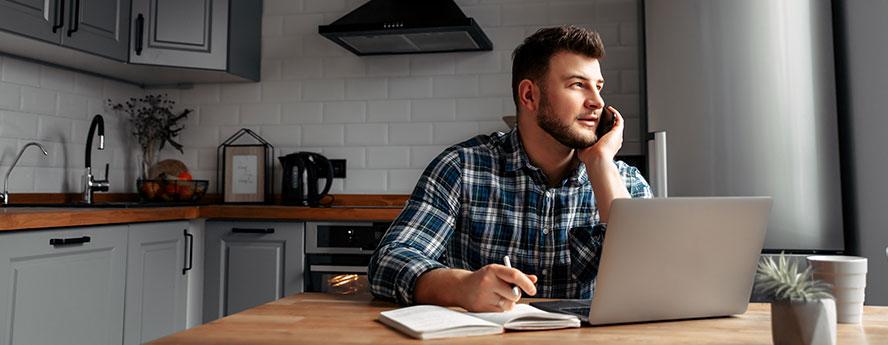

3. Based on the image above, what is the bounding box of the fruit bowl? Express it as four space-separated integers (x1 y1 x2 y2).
137 179 208 202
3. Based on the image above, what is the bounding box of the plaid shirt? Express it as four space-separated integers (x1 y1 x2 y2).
369 129 653 305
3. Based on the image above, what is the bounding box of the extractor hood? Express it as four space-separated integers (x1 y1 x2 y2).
318 0 493 56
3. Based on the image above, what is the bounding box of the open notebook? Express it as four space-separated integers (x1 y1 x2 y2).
378 304 580 339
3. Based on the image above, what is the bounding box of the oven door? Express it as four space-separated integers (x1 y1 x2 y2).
304 221 389 295
306 262 370 295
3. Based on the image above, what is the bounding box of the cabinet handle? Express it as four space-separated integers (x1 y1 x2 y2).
231 228 275 234
52 0 65 33
66 0 80 37
183 230 193 275
135 14 145 55
49 236 90 246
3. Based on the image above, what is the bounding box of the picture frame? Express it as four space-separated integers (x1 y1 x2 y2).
223 145 266 203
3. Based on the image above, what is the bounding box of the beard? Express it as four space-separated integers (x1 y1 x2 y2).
536 90 599 149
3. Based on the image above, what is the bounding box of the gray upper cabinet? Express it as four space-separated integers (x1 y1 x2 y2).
129 0 261 81
0 0 60 42
0 225 128 345
61 0 131 61
0 0 130 61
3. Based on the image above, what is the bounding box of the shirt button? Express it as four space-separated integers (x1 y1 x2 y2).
542 228 549 235
541 269 548 275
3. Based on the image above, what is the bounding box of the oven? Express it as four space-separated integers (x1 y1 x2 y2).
304 221 390 295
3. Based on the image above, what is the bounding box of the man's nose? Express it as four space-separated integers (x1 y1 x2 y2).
586 90 604 110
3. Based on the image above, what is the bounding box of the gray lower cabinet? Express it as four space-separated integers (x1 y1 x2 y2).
0 0 130 61
124 221 191 345
0 225 128 345
203 220 304 323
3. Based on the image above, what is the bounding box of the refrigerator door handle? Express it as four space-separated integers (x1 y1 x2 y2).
647 131 668 197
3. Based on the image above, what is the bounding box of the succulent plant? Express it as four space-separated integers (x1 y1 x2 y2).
755 252 833 301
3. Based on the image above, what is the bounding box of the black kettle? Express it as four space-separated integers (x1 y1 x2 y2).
279 152 333 207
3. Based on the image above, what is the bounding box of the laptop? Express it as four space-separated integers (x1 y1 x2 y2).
531 197 772 325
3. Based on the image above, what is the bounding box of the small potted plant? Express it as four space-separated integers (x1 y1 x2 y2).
756 252 836 345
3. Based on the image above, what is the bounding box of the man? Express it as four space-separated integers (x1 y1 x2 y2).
368 26 652 312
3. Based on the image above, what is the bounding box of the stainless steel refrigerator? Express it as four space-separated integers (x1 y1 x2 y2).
643 0 844 252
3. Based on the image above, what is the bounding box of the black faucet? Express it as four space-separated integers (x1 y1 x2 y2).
83 114 109 203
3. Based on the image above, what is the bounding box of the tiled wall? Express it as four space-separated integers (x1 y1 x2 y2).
0 0 642 195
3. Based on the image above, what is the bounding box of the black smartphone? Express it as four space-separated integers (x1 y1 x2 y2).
596 106 616 139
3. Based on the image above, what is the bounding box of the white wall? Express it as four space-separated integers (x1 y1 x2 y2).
0 0 643 195
835 0 888 305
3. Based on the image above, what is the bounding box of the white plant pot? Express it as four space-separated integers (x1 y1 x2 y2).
771 299 836 345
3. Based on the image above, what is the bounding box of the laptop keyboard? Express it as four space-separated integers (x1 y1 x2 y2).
562 307 591 316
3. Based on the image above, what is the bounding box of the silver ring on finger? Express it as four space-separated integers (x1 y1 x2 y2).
497 297 505 308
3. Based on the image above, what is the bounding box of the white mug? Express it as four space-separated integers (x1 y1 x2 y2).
806 255 868 324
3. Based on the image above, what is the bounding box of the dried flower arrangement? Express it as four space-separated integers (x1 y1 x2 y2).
107 94 191 179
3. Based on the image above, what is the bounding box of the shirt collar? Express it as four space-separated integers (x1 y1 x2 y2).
504 129 590 186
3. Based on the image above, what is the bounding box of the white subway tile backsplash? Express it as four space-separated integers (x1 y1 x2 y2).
479 74 511 96
323 56 366 78
456 51 502 74
302 35 348 57
461 5 502 27
181 84 221 104
73 74 104 98
344 169 387 193
261 59 283 81
196 148 217 170
367 146 409 168
201 104 240 125
283 58 324 79
3 166 35 192
304 0 346 13
620 22 639 46
321 146 365 169
366 56 410 77
388 169 423 193
262 15 283 36
283 102 323 123
596 0 638 23
302 124 345 146
483 27 526 51
433 75 479 98
601 46 639 70
56 93 89 119
262 81 302 103
37 116 72 141
33 167 65 192
478 120 510 135
180 126 219 148
263 36 304 58
389 123 433 145
367 100 410 122
433 122 480 145
389 77 432 99
411 99 456 122
603 94 640 117
302 79 345 101
410 55 456 76
264 0 304 15
284 14 326 34
0 83 20 110
40 67 75 92
0 111 38 139
344 124 387 145
547 2 595 25
21 87 57 115
1 58 41 87
456 98 503 121
502 3 548 26
221 83 262 104
621 70 639 93
410 146 449 169
260 125 301 147
240 104 282 124
346 78 387 100
324 101 366 123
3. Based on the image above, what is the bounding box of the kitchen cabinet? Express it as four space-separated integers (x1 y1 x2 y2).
0 0 131 61
0 224 128 345
203 220 304 323
129 0 261 81
124 221 192 345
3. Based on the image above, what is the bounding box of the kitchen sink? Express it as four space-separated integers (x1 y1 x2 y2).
1 202 201 208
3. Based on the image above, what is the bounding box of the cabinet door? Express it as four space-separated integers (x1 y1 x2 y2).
60 0 131 61
129 0 228 70
0 225 127 345
124 221 190 345
0 0 61 43
203 221 304 323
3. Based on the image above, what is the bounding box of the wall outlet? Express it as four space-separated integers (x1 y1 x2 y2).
330 159 346 178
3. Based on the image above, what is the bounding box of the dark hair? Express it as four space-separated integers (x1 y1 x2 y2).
511 26 605 108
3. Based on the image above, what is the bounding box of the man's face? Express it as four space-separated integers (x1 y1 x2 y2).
535 52 606 149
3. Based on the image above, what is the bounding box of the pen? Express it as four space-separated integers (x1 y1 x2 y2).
503 255 520 297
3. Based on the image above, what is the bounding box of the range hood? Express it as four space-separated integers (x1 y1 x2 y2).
318 0 493 56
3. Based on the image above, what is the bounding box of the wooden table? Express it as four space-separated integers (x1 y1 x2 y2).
148 293 888 345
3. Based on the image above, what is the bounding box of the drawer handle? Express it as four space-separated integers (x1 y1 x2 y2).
183 230 193 275
66 0 80 37
52 0 65 33
135 14 145 55
231 228 274 234
49 236 90 246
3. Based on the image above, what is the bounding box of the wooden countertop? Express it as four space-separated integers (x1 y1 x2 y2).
147 293 888 345
0 195 408 231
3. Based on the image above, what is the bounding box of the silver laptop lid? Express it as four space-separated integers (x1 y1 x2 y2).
587 197 772 325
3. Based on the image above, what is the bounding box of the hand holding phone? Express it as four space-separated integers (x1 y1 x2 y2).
595 105 616 139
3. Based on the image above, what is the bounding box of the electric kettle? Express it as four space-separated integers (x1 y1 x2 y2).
279 152 333 207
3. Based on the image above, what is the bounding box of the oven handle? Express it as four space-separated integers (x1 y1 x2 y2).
309 265 368 273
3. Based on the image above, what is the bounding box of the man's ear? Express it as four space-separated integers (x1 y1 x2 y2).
517 79 539 112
